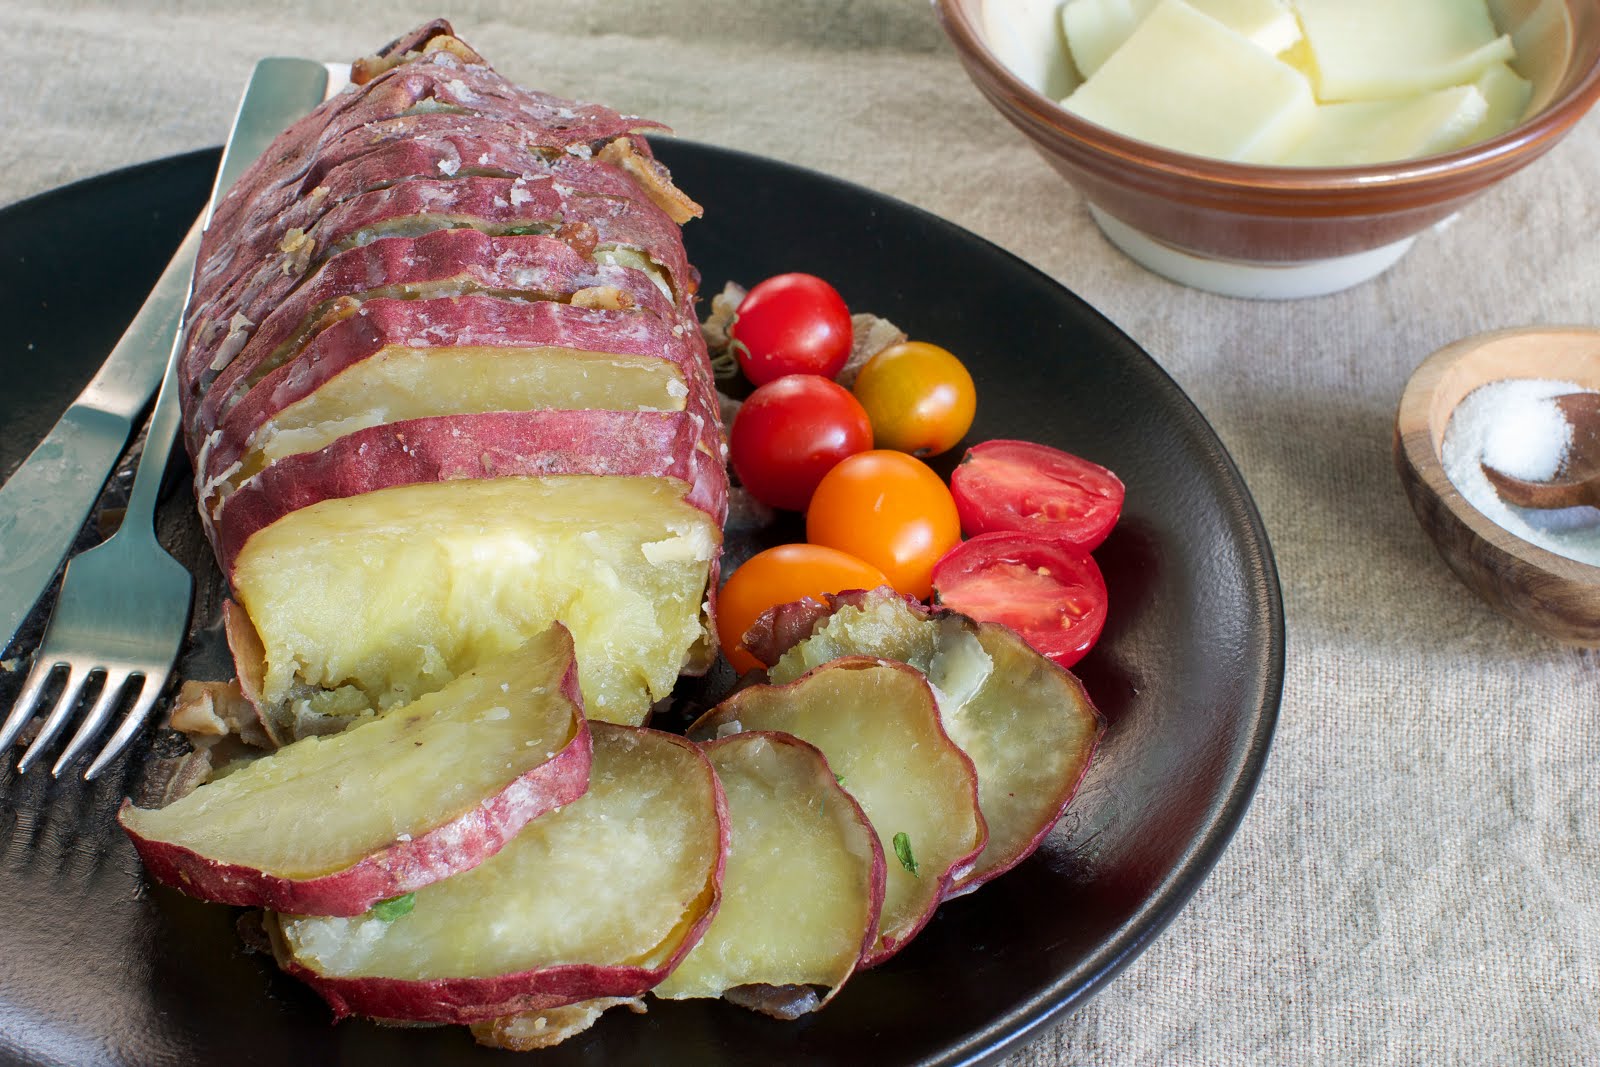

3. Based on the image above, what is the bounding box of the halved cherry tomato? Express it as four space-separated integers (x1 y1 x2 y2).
950 439 1125 551
806 450 961 600
731 273 853 386
850 341 977 458
718 544 889 674
931 532 1108 668
729 375 873 512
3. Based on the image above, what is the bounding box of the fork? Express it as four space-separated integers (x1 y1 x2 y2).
0 309 194 780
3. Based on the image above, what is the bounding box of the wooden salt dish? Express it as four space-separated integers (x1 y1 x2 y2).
1395 326 1600 645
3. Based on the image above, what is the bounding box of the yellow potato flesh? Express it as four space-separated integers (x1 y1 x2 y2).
654 734 878 999
280 724 722 979
707 664 982 957
771 594 1099 884
233 476 715 726
242 345 686 478
121 626 580 879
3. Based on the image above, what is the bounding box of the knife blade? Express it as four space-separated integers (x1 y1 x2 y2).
0 57 335 655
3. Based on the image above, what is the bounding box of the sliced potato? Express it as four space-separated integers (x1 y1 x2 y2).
232 475 714 729
763 588 1104 889
690 658 985 965
119 625 590 915
274 722 727 1024
208 294 698 496
653 731 884 1012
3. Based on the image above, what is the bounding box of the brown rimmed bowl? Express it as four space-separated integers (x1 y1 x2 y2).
933 0 1600 298
1395 325 1600 644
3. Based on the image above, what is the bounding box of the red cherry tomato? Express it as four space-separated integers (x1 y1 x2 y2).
950 439 1125 551
718 544 889 675
931 532 1108 668
731 273 853 385
806 450 962 600
729 375 873 512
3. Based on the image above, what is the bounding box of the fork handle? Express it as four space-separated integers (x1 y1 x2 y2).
123 319 188 530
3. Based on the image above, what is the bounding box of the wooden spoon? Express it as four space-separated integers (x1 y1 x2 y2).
1480 392 1600 509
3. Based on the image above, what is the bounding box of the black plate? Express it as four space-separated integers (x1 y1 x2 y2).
0 143 1283 1067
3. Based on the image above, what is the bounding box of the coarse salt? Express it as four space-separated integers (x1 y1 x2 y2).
1441 377 1600 566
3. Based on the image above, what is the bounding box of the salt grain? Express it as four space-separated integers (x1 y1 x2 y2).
1441 377 1600 566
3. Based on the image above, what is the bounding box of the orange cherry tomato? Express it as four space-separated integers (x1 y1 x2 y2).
805 450 961 600
717 544 889 675
850 341 977 458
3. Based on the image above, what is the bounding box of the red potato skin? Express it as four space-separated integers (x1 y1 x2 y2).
282 724 731 1025
118 637 593 917
688 657 987 968
195 142 694 340
207 408 727 576
699 731 887 998
185 228 680 443
203 40 662 268
202 170 691 327
201 294 706 489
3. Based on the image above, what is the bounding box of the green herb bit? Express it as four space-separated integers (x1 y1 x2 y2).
892 832 919 878
371 892 416 922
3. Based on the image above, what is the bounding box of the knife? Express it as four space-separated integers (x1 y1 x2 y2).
0 58 336 656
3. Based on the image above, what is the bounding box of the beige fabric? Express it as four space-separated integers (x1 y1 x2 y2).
4 1 1598 1062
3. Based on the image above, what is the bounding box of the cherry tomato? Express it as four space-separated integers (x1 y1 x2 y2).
717 544 889 674
731 273 853 385
851 341 977 458
949 439 1125 551
931 532 1108 668
806 450 961 600
729 375 873 511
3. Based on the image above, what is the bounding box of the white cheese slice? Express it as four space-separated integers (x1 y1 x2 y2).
1061 0 1299 78
1470 61 1534 141
1060 0 1147 80
984 0 1081 97
1060 0 1315 163
1294 0 1515 102
1283 85 1490 166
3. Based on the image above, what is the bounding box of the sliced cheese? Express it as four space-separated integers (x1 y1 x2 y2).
984 0 1080 97
1060 0 1315 163
1061 0 1299 78
1470 61 1534 142
1295 0 1514 102
1284 85 1490 166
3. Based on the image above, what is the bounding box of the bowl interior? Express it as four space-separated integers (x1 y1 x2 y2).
964 0 1599 167
1421 327 1600 461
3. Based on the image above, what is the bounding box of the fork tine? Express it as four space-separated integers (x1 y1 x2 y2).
16 666 96 774
0 655 63 754
51 667 135 777
83 666 171 781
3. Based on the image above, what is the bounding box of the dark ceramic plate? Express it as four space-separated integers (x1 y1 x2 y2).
0 142 1282 1067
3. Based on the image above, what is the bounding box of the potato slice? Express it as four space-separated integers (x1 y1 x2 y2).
216 409 722 731
187 227 678 438
653 732 884 1012
690 659 985 965
206 294 699 495
760 588 1104 890
274 723 727 1024
119 624 590 916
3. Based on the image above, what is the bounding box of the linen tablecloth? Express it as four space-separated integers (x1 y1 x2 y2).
4 2 1597 1062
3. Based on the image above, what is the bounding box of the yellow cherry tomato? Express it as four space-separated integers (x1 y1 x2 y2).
850 341 977 457
717 544 889 675
805 450 962 600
